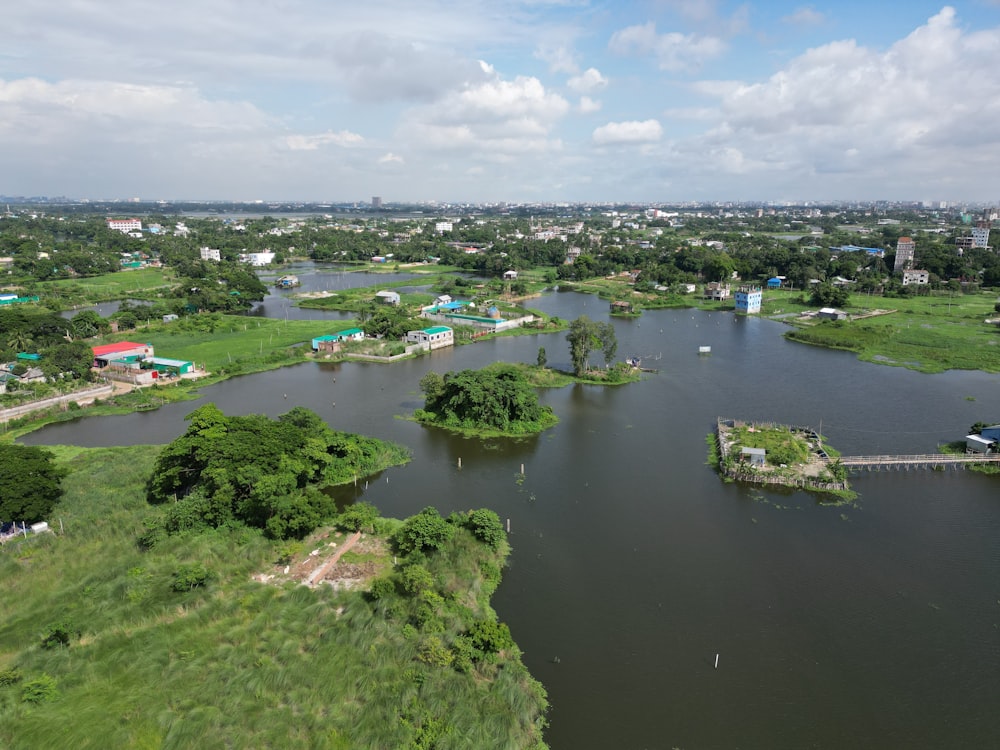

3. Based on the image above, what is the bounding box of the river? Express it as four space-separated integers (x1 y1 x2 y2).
22 290 1000 749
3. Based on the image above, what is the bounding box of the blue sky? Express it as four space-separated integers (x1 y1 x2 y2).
3 1 1000 203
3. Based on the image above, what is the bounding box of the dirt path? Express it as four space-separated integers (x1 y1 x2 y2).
305 530 362 587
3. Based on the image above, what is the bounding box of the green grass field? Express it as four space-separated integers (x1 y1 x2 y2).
778 290 1000 373
40 268 175 298
114 316 359 373
0 446 548 749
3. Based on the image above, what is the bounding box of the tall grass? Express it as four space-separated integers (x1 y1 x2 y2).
0 446 548 749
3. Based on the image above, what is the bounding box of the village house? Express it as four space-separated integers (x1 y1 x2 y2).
375 290 400 305
704 282 731 301
406 326 454 350
310 328 365 352
902 269 930 286
965 434 996 454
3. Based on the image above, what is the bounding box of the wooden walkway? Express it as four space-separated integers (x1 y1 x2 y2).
825 454 1000 471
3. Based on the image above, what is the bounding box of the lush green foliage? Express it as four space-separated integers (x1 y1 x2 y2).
392 506 456 555
0 445 546 749
566 315 617 375
416 364 558 436
145 404 409 539
0 443 68 523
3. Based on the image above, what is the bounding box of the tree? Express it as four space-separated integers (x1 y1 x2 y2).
536 347 547 368
0 444 68 523
566 315 618 375
6 330 33 353
70 310 108 339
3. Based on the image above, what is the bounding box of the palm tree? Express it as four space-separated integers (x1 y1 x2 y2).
6 330 33 353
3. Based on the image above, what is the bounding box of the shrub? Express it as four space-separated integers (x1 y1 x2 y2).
418 636 455 668
466 508 505 550
337 501 380 533
368 576 396 600
0 668 23 686
41 621 77 650
171 562 211 592
391 507 454 555
20 674 59 704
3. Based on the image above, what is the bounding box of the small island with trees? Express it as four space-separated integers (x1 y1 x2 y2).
413 316 641 438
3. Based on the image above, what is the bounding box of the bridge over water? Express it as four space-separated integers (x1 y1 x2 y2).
824 454 1000 471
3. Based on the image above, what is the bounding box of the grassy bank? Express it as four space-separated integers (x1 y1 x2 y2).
780 290 1000 373
0 446 547 749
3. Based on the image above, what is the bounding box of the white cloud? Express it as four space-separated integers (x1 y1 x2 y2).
535 43 579 74
656 0 750 35
592 119 663 145
0 78 272 138
284 130 365 151
675 6 1000 195
378 152 405 164
782 7 826 26
398 72 569 170
578 96 602 114
609 21 726 72
567 67 608 93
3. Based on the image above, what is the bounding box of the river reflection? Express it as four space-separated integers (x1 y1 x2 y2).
22 291 1000 749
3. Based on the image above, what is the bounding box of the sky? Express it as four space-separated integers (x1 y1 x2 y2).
3 1 1000 204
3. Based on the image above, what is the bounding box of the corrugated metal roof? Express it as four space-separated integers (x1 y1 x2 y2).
92 341 147 356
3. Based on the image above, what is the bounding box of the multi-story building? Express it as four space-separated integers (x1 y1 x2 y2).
902 269 930 286
734 286 762 314
972 224 990 249
107 218 143 234
894 236 915 273
200 246 221 261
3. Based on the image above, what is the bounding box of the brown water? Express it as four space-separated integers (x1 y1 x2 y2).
23 291 1000 749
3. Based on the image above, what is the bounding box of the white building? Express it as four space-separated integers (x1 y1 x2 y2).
972 226 990 249
902 269 930 286
107 218 143 234
406 326 454 350
240 251 275 266
200 247 221 262
435 221 453 234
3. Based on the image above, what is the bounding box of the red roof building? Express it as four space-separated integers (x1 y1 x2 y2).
91 341 153 365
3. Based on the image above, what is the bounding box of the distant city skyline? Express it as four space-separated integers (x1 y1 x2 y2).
3 2 1000 204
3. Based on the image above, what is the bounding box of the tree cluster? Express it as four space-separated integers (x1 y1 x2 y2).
417 364 555 434
0 443 68 524
144 404 387 540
